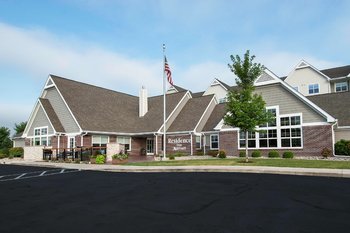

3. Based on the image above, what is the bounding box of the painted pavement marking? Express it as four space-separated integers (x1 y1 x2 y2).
0 169 80 182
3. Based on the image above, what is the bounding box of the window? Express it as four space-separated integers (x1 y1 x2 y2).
195 136 201 149
238 109 303 149
210 134 219 150
69 137 76 149
33 127 50 146
280 115 302 148
239 131 256 148
117 136 131 151
92 135 109 148
219 97 227 103
308 84 319 94
335 82 348 92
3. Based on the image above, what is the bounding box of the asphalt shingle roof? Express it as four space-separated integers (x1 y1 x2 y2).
39 98 65 133
51 75 187 133
307 91 350 126
202 103 226 131
320 65 350 79
168 95 214 132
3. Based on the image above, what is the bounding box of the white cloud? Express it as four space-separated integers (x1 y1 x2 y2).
0 22 163 96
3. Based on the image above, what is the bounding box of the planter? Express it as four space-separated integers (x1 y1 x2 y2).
112 159 128 165
90 158 96 164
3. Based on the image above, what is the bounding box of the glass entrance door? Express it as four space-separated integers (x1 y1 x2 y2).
146 138 154 155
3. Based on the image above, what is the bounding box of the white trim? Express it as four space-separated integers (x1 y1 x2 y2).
157 91 191 133
23 100 41 137
210 78 228 91
116 136 131 152
302 122 330 126
195 134 201 150
68 136 76 149
285 60 330 82
190 133 193 155
38 99 58 135
49 75 83 133
264 70 336 122
194 95 217 132
336 126 350 129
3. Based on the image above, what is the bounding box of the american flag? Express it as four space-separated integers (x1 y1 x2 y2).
164 56 173 86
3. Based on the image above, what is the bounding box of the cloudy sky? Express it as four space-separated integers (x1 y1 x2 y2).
0 0 349 133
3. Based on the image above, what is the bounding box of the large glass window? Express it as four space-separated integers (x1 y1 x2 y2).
238 108 303 149
117 136 131 151
210 134 219 150
239 131 256 148
335 82 348 92
308 84 319 94
33 127 50 146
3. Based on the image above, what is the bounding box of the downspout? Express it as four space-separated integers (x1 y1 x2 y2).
81 132 88 147
190 132 193 156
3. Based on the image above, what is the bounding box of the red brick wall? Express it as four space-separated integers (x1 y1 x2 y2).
219 131 239 156
83 135 92 147
130 137 146 156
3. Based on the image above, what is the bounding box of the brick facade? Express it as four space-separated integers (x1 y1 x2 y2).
219 131 239 156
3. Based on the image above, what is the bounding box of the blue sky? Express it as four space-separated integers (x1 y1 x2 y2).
0 0 349 134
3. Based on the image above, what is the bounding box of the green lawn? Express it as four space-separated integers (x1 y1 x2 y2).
127 158 350 169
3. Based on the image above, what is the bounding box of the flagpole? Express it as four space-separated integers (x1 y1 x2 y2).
163 44 166 160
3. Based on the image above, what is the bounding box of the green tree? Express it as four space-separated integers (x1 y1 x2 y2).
0 126 12 150
224 50 272 162
14 121 27 135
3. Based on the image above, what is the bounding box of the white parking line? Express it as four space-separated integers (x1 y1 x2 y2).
39 171 46 176
15 173 26 180
0 169 80 182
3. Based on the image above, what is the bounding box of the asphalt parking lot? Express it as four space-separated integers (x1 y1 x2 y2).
1 164 350 233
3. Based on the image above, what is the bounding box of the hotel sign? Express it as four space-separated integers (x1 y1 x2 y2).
168 137 191 151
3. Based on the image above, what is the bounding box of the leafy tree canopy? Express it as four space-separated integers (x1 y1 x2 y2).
0 126 12 149
14 121 27 135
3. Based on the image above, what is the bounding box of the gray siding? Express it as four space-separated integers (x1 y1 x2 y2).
27 105 54 136
255 84 326 123
43 87 80 133
256 72 274 83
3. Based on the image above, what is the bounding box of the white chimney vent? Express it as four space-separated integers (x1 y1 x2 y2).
139 86 148 117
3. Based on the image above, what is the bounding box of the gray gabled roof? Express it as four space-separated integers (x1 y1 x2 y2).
172 85 188 92
202 103 226 131
168 95 214 132
215 79 231 90
39 98 65 133
320 65 350 79
307 91 350 126
50 75 187 133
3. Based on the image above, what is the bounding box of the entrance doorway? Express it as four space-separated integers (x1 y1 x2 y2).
146 138 154 155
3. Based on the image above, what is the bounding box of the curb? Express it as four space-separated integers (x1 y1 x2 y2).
2 160 350 178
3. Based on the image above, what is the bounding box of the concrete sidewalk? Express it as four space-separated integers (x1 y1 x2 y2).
2 159 350 178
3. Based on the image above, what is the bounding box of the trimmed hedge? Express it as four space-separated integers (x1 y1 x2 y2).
282 151 294 159
239 151 246 157
218 150 226 159
9 147 24 157
268 150 280 158
334 140 350 155
251 150 261 158
169 154 175 160
321 148 332 158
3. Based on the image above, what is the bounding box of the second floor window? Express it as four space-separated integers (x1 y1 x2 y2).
308 84 319 94
335 82 348 92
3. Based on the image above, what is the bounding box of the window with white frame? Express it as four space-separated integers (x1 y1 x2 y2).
92 135 109 148
308 84 319 94
335 82 348 92
239 131 256 148
68 137 76 149
280 115 302 147
210 134 219 150
117 136 131 151
238 108 303 149
195 135 201 149
33 127 50 146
